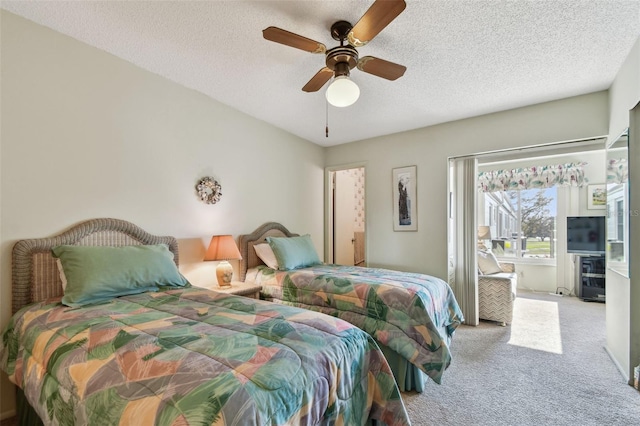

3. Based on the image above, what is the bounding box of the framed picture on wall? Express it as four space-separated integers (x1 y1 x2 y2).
587 184 606 210
392 165 417 231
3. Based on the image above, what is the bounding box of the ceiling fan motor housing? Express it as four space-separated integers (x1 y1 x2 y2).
327 20 358 77
326 46 358 77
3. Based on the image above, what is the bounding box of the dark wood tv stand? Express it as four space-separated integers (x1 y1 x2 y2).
575 254 606 302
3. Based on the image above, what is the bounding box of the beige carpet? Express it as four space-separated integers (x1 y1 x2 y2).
402 291 640 425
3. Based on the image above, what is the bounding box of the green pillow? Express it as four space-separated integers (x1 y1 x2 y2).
266 235 322 271
52 244 190 307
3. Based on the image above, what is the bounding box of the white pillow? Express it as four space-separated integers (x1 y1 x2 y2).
254 243 279 269
56 258 68 290
477 251 503 275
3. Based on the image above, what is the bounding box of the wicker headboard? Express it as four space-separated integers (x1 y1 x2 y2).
238 222 298 281
11 218 180 314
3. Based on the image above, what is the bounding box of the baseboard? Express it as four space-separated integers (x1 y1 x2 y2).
0 409 16 421
604 345 629 382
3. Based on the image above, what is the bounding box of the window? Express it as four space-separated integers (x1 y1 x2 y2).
485 187 557 259
616 199 624 241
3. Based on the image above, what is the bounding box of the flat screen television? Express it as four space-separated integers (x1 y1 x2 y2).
566 216 606 255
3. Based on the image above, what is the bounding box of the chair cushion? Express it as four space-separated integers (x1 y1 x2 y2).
477 251 502 275
482 272 516 280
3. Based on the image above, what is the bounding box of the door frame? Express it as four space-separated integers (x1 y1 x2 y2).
325 162 367 264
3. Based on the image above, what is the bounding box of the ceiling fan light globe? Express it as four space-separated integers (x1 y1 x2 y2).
326 76 360 107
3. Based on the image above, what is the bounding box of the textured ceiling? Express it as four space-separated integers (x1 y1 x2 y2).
2 1 640 147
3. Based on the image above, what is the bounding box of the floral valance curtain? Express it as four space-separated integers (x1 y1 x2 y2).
478 162 587 192
607 158 628 184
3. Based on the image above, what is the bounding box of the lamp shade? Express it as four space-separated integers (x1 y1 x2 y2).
477 226 492 241
326 76 360 107
204 235 242 288
204 235 242 261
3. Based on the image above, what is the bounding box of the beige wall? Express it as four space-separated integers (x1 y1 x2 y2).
609 37 640 140
0 11 324 418
325 92 609 280
607 36 640 383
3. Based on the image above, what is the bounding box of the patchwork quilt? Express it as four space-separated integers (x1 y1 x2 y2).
251 264 465 384
0 287 410 425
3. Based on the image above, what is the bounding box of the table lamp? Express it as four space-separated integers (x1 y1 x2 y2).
477 226 492 250
204 235 242 288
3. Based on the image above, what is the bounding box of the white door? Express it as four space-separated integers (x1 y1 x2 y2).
335 171 355 265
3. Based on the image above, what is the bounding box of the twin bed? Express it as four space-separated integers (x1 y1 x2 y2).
238 222 464 393
0 219 410 426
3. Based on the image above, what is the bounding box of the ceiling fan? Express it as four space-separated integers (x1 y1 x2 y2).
263 0 407 107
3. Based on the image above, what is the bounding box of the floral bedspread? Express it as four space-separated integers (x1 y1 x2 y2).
251 265 464 384
0 287 410 426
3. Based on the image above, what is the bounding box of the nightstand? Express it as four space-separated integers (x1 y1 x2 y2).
214 281 262 299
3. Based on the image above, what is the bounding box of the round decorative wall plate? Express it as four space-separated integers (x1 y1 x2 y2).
196 177 222 204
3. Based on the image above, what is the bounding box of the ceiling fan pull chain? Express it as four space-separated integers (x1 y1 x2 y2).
325 98 329 138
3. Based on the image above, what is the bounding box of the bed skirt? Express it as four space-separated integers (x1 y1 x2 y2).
379 343 427 393
16 387 43 426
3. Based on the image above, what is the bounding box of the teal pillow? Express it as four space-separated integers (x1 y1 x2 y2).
266 235 322 271
52 244 190 307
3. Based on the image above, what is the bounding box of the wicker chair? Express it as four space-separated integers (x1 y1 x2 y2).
478 261 517 326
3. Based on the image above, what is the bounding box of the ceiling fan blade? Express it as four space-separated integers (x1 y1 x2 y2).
263 26 326 54
302 67 334 92
348 0 406 47
357 56 406 80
